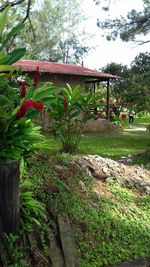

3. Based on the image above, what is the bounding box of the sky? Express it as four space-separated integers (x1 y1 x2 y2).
81 0 150 70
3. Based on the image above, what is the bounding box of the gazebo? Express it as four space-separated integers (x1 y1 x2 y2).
14 60 118 120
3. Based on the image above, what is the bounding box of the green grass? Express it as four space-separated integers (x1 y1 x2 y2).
77 181 150 267
79 131 150 159
134 115 150 126
25 157 150 267
48 129 150 165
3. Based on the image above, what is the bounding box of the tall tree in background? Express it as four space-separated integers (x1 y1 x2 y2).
17 0 90 63
102 52 150 112
102 63 132 109
96 0 150 45
0 0 35 53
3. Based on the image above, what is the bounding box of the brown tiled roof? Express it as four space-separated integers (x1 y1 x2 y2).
13 60 117 80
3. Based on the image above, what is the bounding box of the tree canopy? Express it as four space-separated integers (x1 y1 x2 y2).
0 0 33 22
102 52 150 113
96 0 150 45
6 0 90 64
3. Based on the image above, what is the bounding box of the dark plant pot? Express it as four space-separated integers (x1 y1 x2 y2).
0 161 20 234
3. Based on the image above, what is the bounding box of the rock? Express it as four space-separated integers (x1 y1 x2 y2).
102 167 109 174
72 155 150 194
93 170 107 180
79 180 86 190
84 118 117 133
145 187 150 194
55 165 64 171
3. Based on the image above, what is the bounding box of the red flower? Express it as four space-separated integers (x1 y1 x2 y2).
21 81 27 97
16 108 25 118
63 97 67 111
18 80 27 98
33 67 40 88
17 100 43 118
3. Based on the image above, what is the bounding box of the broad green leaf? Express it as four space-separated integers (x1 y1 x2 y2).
0 6 9 39
0 51 6 57
33 85 56 95
32 217 41 226
69 111 80 119
0 94 11 105
25 109 40 119
21 192 33 198
66 83 73 96
0 51 11 64
72 85 82 102
5 48 26 65
20 179 32 190
2 23 24 46
33 89 55 102
25 87 34 100
86 92 93 103
0 73 12 78
42 97 56 105
0 65 14 72
60 87 71 100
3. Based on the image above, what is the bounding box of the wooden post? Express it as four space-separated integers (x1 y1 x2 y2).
93 81 97 114
0 161 20 234
106 79 110 120
57 215 80 267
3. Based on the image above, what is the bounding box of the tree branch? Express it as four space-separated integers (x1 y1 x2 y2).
22 0 36 41
134 39 150 46
0 0 26 12
6 0 35 51
22 0 32 23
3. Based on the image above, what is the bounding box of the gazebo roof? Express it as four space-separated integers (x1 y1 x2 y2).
13 60 118 81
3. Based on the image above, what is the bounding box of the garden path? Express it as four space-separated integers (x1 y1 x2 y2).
124 124 147 132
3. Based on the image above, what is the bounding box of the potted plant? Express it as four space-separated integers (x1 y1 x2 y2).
0 7 52 233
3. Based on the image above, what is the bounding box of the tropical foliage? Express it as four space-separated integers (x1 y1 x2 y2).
102 52 150 113
48 84 99 153
0 7 53 161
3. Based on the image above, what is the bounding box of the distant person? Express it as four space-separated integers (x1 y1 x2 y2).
129 111 134 124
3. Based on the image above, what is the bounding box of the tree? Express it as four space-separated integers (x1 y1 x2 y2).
16 0 90 64
102 54 150 113
130 52 150 112
96 0 150 45
131 51 150 74
0 0 26 12
0 0 35 52
0 1 34 23
102 63 132 111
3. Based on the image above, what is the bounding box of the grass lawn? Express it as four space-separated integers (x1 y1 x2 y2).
48 129 150 165
134 115 150 126
80 131 150 158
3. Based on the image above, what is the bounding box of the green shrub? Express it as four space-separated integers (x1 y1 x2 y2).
48 84 99 153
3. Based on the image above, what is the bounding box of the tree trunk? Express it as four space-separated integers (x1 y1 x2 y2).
0 161 20 234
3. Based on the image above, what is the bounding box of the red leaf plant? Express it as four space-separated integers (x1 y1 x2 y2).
63 97 67 111
17 100 43 118
18 80 27 98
